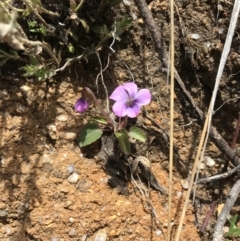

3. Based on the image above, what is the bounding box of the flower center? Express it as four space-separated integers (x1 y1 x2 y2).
127 98 135 107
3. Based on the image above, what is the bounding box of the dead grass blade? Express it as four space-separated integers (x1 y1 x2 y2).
168 0 174 240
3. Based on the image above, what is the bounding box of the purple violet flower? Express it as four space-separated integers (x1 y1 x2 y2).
74 97 89 112
109 82 151 118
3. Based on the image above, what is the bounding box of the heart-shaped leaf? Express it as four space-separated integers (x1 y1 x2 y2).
79 121 103 147
128 126 146 142
89 116 108 124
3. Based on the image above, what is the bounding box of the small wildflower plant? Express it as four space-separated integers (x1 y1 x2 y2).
225 215 240 240
75 82 151 154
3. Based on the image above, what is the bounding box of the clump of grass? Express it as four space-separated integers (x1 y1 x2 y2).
225 215 240 241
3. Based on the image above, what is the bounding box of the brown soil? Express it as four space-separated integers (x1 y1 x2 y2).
1 0 240 241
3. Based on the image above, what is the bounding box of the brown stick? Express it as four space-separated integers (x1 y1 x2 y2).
200 199 218 233
134 0 240 166
230 113 240 149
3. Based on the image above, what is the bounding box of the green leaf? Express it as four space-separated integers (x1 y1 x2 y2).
225 215 240 237
79 122 103 147
68 44 75 53
128 126 146 142
69 31 79 42
0 58 9 67
115 17 133 40
115 129 131 155
79 19 89 33
92 24 109 37
89 116 108 124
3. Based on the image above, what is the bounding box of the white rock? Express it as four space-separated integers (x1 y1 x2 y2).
181 179 189 190
46 124 58 140
199 162 205 170
41 154 53 164
67 173 79 184
190 33 200 40
46 124 57 131
69 217 75 223
56 114 68 122
0 210 8 217
69 228 76 236
155 229 162 236
204 156 216 167
93 229 107 241
60 132 76 140
20 85 37 102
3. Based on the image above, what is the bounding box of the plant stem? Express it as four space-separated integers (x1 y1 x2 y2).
75 0 85 12
118 116 128 130
83 87 113 127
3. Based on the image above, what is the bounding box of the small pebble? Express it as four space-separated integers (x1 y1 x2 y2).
41 154 53 164
69 228 76 236
205 156 215 166
67 173 79 184
67 164 75 174
199 162 205 170
190 33 200 40
60 132 76 140
0 210 8 217
56 114 68 122
181 179 189 190
155 229 162 236
20 85 37 102
69 217 75 223
93 229 107 241
46 124 57 131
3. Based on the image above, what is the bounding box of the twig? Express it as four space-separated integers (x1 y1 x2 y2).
230 113 240 149
96 52 110 113
197 163 240 184
75 0 85 12
214 96 240 113
109 22 116 53
134 0 168 70
55 54 84 72
213 179 240 241
200 199 218 233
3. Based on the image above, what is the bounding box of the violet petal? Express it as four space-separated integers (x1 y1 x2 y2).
135 89 151 106
123 82 138 99
125 105 140 118
112 101 127 117
74 97 89 112
109 85 128 102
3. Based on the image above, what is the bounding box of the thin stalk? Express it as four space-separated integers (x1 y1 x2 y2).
75 0 85 12
83 87 113 127
175 110 210 241
168 0 174 240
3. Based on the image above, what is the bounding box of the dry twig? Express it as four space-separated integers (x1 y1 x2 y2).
197 163 240 184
